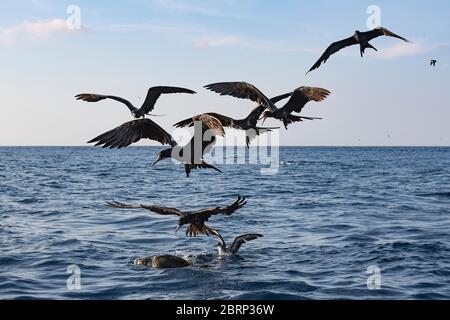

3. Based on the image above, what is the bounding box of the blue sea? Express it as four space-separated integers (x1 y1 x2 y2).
1 147 450 300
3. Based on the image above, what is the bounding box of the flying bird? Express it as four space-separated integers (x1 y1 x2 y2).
173 92 293 147
214 232 263 255
106 196 247 237
430 59 437 67
75 86 196 118
87 114 225 176
205 82 279 112
307 27 410 73
205 82 328 130
261 86 330 129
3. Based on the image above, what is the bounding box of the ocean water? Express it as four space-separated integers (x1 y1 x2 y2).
1 146 450 300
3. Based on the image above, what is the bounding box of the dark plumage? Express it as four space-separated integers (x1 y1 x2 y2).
262 86 330 129
205 82 278 111
106 196 247 237
204 81 329 130
307 27 410 73
174 92 292 147
430 59 437 67
87 114 225 177
214 232 263 255
75 86 196 118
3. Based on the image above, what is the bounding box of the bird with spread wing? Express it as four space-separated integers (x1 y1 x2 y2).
307 27 410 74
214 232 263 255
87 113 225 177
106 196 247 237
173 91 293 147
204 82 330 130
75 86 196 119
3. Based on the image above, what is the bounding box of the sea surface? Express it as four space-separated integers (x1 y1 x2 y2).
1 146 450 300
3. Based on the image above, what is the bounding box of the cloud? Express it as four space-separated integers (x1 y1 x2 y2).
371 41 449 60
152 0 247 18
31 0 52 9
99 23 189 34
194 35 242 49
0 19 77 44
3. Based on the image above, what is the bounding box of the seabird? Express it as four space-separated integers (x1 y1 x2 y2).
173 92 293 147
87 114 225 176
430 59 437 67
261 86 330 129
307 27 410 73
214 232 263 255
75 86 196 118
204 82 328 130
106 196 247 236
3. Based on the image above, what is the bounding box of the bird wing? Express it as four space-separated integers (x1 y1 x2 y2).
139 86 196 115
184 161 222 177
282 87 331 114
196 114 226 137
174 113 234 129
88 119 174 149
140 205 182 216
362 27 410 43
189 196 247 223
75 94 137 113
205 82 276 111
229 234 263 254
245 92 294 123
105 201 181 216
307 36 359 73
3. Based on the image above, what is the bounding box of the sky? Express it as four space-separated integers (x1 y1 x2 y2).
0 0 449 146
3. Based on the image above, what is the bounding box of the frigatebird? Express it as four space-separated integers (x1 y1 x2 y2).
430 59 437 67
173 92 293 147
214 232 263 255
307 27 410 73
204 82 328 130
87 114 225 177
75 86 196 118
106 196 247 237
261 86 331 129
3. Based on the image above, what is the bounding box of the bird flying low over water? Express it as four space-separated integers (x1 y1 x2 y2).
214 232 263 255
87 114 225 177
106 196 247 237
173 92 293 147
205 82 328 130
75 86 196 118
430 59 437 67
307 27 410 74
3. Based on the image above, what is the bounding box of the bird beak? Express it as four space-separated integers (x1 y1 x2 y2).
261 115 268 125
152 156 162 167
147 113 167 117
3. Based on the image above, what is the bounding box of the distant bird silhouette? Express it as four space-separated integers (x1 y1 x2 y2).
106 196 247 237
214 232 263 255
205 82 328 130
174 92 293 147
88 114 225 176
75 86 196 118
430 59 437 67
261 86 330 129
307 27 410 73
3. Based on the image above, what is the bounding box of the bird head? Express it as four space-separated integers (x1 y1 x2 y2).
152 148 172 166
